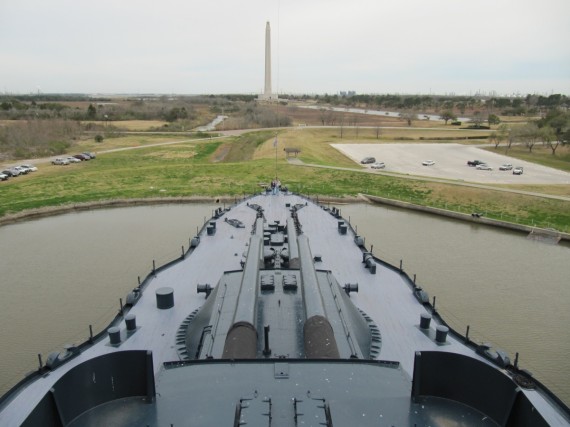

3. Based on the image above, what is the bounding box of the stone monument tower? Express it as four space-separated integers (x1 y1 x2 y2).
260 21 277 101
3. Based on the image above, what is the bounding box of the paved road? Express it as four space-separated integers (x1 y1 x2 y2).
287 157 570 202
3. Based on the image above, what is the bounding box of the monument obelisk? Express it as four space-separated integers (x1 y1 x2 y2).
260 21 276 101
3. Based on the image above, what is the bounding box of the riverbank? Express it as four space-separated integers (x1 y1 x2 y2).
0 197 233 226
0 194 365 227
3 192 568 245
362 194 570 242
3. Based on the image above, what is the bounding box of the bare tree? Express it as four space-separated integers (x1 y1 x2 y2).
375 126 382 140
541 126 559 155
353 115 360 138
326 109 337 125
339 114 345 139
399 111 417 126
471 111 484 128
491 124 509 149
319 108 328 126
511 123 540 153
523 123 540 153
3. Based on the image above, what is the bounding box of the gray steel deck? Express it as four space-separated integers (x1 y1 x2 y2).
0 193 568 426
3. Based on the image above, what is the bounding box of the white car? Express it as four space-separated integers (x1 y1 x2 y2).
20 164 38 172
371 162 386 169
476 164 493 170
13 166 30 175
422 160 435 166
52 158 70 165
513 167 524 175
499 164 513 171
0 173 8 181
66 156 82 163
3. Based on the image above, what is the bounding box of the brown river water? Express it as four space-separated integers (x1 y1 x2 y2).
0 201 568 406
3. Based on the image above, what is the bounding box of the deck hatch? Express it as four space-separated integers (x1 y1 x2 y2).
274 362 289 379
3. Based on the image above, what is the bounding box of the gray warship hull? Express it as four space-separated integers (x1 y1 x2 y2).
0 193 568 426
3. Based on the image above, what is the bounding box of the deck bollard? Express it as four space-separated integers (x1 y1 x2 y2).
156 287 174 309
420 313 431 329
125 313 137 331
108 326 121 345
436 325 449 343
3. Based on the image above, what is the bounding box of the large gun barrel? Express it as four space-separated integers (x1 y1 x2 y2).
222 219 264 358
298 234 340 359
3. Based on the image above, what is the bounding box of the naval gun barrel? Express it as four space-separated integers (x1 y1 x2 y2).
298 234 340 359
286 218 300 268
222 219 264 359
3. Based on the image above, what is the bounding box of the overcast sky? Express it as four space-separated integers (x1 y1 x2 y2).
1 0 569 96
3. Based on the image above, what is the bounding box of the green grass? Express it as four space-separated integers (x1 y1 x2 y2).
1 131 569 232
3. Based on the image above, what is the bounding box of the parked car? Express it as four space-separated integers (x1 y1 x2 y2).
499 164 513 171
0 173 8 181
1 169 17 177
513 167 524 175
4 168 21 176
52 158 70 165
13 166 30 175
66 156 82 163
20 164 38 172
422 160 435 166
476 164 493 170
371 162 386 169
361 157 376 164
73 154 90 161
82 152 96 159
467 160 485 167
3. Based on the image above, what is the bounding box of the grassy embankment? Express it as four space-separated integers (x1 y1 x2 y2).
1 128 569 232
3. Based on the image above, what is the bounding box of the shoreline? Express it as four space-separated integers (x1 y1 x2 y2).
361 194 570 243
0 194 363 227
2 194 569 243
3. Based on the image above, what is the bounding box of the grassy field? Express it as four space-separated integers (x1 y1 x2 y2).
84 120 170 131
1 128 569 231
77 133 215 152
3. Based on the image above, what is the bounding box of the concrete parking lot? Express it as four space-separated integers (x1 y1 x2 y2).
332 143 570 185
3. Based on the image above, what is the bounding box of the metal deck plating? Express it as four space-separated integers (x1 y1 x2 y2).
1 193 568 426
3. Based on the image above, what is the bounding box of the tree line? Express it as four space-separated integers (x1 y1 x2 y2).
489 110 570 154
283 93 569 117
